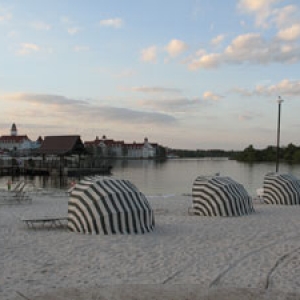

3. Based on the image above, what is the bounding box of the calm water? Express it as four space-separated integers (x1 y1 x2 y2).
1 159 300 196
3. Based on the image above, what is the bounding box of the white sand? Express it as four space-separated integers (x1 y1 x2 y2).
1 191 300 300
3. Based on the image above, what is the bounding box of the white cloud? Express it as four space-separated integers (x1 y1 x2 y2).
7 30 17 38
131 86 181 94
115 69 136 78
67 27 80 35
165 39 188 57
99 18 123 29
74 45 90 52
273 5 298 29
238 113 256 121
60 16 81 35
188 32 300 70
277 23 300 41
31 21 51 31
203 91 222 101
261 79 300 96
238 0 281 28
139 97 203 113
1 93 176 125
140 46 157 63
16 43 40 55
0 12 11 22
232 79 300 97
189 53 221 69
211 34 225 46
60 16 71 24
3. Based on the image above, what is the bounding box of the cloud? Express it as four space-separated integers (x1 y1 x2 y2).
115 69 136 78
74 45 90 52
231 87 253 97
238 114 253 121
60 16 71 24
211 34 225 46
131 86 181 94
67 27 80 35
140 46 157 63
165 39 188 57
232 79 300 97
188 53 222 69
0 6 12 22
139 97 204 113
16 43 40 55
80 106 176 124
238 0 281 28
273 5 298 29
99 18 123 28
277 23 300 41
4 93 89 106
188 32 300 70
238 112 261 121
7 30 18 38
31 21 51 31
1 93 176 125
203 91 222 101
0 12 12 22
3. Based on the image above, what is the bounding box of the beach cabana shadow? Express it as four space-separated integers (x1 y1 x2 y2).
68 176 155 234
263 172 300 205
192 175 254 216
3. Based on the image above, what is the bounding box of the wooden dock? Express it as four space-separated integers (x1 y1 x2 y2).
0 166 112 176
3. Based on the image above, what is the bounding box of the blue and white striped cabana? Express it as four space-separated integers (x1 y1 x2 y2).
68 176 155 234
263 172 300 205
192 176 254 216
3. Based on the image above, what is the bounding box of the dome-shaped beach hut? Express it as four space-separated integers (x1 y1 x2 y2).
192 176 254 216
263 172 300 205
68 176 155 234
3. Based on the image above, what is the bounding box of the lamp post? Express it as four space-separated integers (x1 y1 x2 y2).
276 96 283 173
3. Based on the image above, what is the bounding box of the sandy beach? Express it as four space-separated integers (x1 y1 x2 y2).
1 189 300 300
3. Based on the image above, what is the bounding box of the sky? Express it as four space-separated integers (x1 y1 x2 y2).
0 0 300 150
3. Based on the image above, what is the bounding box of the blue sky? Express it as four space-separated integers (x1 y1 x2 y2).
0 0 300 150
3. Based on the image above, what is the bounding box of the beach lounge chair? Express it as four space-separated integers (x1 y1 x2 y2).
1 181 32 204
21 216 68 230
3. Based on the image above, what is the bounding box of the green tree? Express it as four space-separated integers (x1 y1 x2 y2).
293 150 300 163
284 143 297 162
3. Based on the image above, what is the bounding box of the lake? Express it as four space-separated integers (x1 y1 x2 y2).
1 158 300 197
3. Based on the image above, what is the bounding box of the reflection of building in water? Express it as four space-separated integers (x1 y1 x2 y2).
0 123 42 153
84 136 158 158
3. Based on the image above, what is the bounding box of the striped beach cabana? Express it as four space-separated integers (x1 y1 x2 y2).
263 172 300 205
192 175 254 216
68 176 155 234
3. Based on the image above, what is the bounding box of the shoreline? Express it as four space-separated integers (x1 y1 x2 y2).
1 190 300 299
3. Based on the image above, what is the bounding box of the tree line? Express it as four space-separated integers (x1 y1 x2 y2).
168 148 239 158
234 143 300 163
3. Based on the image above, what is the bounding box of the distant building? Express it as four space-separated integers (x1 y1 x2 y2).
85 135 125 157
84 136 158 158
11 123 17 136
0 124 41 153
125 138 157 158
38 135 85 156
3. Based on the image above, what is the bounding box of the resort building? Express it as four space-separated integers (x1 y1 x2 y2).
84 136 125 157
84 136 158 158
125 138 157 158
0 124 42 154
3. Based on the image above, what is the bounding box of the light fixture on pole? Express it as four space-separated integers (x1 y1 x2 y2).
276 96 283 173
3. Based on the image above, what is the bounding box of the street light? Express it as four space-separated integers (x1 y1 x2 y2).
276 96 284 173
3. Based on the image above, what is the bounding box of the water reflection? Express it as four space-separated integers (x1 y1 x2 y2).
1 159 300 196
